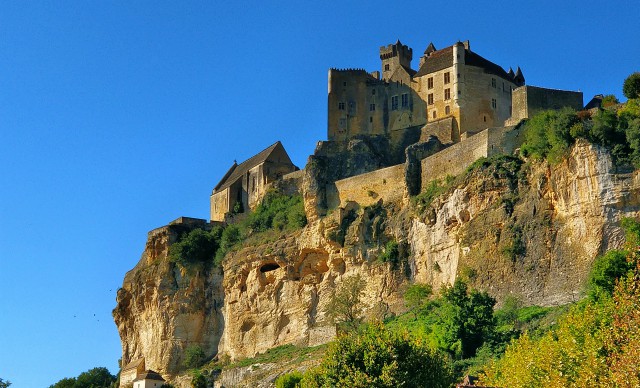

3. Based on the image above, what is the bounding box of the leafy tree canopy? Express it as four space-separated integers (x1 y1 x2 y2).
301 323 454 388
623 72 640 99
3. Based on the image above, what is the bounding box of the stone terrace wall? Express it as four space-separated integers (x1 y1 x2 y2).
327 164 406 208
421 130 490 187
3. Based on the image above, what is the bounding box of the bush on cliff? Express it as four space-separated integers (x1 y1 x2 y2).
247 190 306 232
168 227 223 267
300 323 454 388
623 72 640 99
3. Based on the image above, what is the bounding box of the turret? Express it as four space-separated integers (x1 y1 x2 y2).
513 66 525 86
379 40 413 81
419 42 436 67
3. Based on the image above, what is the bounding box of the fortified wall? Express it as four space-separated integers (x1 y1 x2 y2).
326 164 406 209
507 85 584 125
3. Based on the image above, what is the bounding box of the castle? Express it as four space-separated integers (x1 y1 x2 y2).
210 39 584 221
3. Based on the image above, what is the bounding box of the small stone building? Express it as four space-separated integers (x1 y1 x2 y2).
133 370 165 388
120 358 145 388
210 141 298 222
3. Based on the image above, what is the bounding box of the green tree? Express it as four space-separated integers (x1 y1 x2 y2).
301 323 453 388
183 345 207 369
0 378 11 388
623 72 640 99
588 250 631 299
324 274 367 333
50 367 116 388
191 372 206 388
439 280 496 358
404 283 432 319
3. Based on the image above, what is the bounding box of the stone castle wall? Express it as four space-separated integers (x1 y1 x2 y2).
507 85 583 125
327 163 406 209
421 130 491 185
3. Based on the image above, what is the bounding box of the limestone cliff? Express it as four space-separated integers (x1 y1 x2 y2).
113 140 640 385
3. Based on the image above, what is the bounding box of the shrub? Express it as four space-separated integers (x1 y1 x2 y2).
275 371 303 388
169 227 221 267
404 283 432 318
378 240 400 264
183 345 206 369
247 190 307 232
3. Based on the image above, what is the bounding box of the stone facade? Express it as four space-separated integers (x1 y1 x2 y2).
210 141 298 222
328 40 526 145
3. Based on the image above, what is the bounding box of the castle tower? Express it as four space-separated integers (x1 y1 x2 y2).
379 40 413 81
513 66 525 87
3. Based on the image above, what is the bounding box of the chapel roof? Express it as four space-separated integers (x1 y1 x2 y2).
133 370 165 382
212 141 292 194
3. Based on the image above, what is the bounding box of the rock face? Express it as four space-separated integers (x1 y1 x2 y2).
113 140 640 384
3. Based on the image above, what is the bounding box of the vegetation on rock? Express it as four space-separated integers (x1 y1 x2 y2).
324 274 367 333
623 72 640 99
299 323 454 388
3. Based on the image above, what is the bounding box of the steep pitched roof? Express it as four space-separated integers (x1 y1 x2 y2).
414 46 453 77
133 370 165 382
212 141 292 194
121 358 144 372
465 50 512 80
414 43 514 82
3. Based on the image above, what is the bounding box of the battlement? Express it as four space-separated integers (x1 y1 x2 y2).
379 40 413 61
329 68 369 73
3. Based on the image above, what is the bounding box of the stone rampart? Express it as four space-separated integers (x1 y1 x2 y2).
421 130 490 186
327 164 406 208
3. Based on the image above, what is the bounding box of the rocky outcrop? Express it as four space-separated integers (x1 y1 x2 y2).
113 224 225 377
114 140 640 385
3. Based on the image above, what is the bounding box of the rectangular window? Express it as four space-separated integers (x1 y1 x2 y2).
401 93 409 108
372 89 376 95
427 77 433 89
369 103 375 111
385 64 390 71
491 98 497 109
491 78 496 88
391 95 398 110
427 93 434 105
445 106 450 115
369 117 373 123
444 72 450 84
338 102 345 110
444 88 451 100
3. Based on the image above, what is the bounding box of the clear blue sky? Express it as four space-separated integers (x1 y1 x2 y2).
0 1 638 386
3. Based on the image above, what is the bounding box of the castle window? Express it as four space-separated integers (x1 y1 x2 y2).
444 72 450 84
483 115 487 122
491 78 496 88
491 98 497 109
427 93 434 105
343 82 347 86
401 93 409 108
338 102 345 110
391 96 398 110
348 101 357 114
432 111 436 119
385 64 390 71
444 88 451 100
369 117 373 123
445 106 450 115
427 77 434 89
370 103 375 111
372 89 376 95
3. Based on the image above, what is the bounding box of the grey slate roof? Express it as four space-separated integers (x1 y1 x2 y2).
134 370 165 382
212 141 289 194
414 44 514 82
